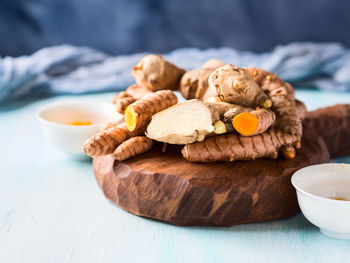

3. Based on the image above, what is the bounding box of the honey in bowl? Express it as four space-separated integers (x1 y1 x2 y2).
328 196 350 201
67 121 92 126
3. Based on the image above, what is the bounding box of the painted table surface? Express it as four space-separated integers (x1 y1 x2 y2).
1 89 350 263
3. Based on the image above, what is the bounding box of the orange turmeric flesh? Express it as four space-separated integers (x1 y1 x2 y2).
67 120 92 126
232 112 258 136
125 106 139 132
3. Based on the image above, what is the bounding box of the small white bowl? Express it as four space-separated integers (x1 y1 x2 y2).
292 163 350 239
37 100 122 159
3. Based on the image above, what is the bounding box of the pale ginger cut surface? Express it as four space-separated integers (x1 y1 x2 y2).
146 100 246 144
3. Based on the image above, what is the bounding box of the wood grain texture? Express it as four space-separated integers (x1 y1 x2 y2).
303 104 350 158
93 128 329 226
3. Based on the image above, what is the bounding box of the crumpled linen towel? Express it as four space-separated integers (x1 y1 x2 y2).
1 42 350 103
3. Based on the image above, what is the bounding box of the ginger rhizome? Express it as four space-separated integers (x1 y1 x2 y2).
113 136 153 161
182 128 300 162
209 65 272 108
84 122 145 157
180 59 227 102
232 109 276 136
180 68 216 101
146 100 244 144
125 90 178 132
202 58 226 69
132 54 185 91
113 84 153 114
87 54 305 163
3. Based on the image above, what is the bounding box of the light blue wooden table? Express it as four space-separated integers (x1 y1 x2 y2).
1 89 350 263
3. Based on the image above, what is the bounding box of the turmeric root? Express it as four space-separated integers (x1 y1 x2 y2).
113 85 153 114
232 109 276 136
146 100 242 144
99 121 119 132
84 122 145 157
132 54 185 91
209 65 272 108
115 96 137 114
202 58 226 69
245 67 302 137
113 136 153 161
125 90 178 132
181 128 299 162
223 106 251 123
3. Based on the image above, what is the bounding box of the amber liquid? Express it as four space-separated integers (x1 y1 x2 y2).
328 197 350 201
67 121 92 126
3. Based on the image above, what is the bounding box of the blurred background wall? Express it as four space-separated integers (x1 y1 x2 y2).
0 0 349 56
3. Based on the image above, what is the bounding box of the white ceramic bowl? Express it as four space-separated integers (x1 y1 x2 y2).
292 163 350 239
37 100 122 159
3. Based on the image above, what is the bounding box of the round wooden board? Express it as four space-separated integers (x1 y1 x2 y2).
93 131 329 226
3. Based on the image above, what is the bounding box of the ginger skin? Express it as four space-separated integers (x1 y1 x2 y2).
132 54 185 91
209 65 272 108
232 108 276 136
99 121 119 132
202 58 226 69
180 59 227 102
181 128 299 162
84 122 145 157
125 90 178 132
180 68 216 101
113 136 153 161
295 99 307 121
113 84 153 114
245 67 302 137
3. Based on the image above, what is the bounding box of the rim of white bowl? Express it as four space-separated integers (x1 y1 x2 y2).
36 99 117 129
291 163 350 203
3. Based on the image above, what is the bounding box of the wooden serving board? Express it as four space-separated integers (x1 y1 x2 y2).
93 128 329 226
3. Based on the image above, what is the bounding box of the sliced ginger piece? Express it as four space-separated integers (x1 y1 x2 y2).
147 100 214 144
146 100 242 144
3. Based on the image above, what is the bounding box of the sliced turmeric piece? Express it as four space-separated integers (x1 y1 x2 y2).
125 90 178 132
232 109 276 136
113 136 153 161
